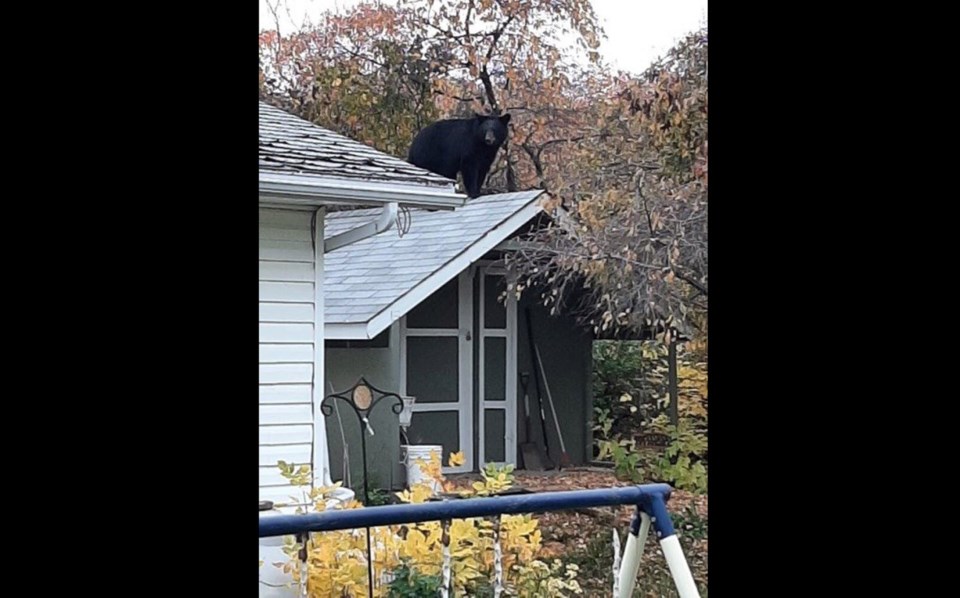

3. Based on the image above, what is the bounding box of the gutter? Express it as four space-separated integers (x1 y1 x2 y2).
259 171 465 210
323 202 399 253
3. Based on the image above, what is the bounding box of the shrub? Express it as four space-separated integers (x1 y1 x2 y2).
269 451 582 596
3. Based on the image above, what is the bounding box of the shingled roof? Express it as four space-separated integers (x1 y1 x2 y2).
259 102 455 189
324 190 547 339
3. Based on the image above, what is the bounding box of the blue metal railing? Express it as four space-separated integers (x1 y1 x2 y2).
260 483 701 597
260 484 672 537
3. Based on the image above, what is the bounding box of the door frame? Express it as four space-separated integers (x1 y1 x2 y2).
477 265 518 468
399 270 475 473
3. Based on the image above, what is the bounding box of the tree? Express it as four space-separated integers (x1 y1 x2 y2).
504 30 708 338
399 0 605 191
259 0 607 190
260 2 442 156
259 2 707 337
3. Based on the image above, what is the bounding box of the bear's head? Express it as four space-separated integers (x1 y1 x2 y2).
475 113 511 148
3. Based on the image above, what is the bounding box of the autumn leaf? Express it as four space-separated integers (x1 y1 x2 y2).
448 451 465 467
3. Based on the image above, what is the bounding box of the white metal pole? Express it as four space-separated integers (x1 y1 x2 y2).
612 528 621 598
660 535 701 598
617 511 651 598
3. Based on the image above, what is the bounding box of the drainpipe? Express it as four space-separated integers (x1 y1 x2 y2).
323 202 398 253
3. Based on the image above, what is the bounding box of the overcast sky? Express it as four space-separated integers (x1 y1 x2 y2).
259 0 708 74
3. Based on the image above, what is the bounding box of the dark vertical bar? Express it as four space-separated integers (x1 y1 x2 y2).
668 337 679 426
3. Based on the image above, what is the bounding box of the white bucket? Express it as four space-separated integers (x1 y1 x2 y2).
401 445 443 493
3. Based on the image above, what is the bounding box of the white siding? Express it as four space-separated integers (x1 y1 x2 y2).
259 208 322 504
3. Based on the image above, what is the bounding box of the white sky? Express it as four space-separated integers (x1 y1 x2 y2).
259 0 707 74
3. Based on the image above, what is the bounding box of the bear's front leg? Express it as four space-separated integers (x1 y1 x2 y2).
461 163 481 198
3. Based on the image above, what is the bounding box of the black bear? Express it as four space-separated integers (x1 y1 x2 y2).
407 112 511 198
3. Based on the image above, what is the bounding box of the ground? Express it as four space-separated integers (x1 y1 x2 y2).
447 467 708 597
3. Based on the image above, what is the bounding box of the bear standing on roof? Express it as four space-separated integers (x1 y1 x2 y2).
407 112 511 198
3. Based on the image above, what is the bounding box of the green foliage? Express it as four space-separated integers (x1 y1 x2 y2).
672 503 708 543
591 338 706 435
385 563 442 597
477 462 516 493
592 340 669 439
597 417 707 494
595 437 643 484
591 338 708 494
647 418 708 493
365 487 392 506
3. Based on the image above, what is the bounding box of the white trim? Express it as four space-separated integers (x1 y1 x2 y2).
479 269 486 465
325 322 467 340
259 171 464 210
325 322 369 340
404 403 462 413
328 195 545 341
477 267 518 468
505 273 517 465
399 316 408 398
403 328 462 337
457 271 474 473
312 207 332 487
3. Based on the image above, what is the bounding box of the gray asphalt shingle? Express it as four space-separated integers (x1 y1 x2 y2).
259 102 455 189
324 190 544 329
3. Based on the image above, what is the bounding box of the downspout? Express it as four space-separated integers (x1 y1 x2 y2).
323 202 398 253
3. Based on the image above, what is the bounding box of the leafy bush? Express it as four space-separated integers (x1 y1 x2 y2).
596 417 707 493
595 437 644 483
592 341 654 440
385 563 441 597
365 487 392 506
592 338 708 493
647 418 708 493
270 451 583 596
593 340 707 444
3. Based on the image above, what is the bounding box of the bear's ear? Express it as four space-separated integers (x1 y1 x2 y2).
499 113 511 125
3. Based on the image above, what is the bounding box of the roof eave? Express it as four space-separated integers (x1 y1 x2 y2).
259 171 466 210
324 322 373 340
324 192 548 340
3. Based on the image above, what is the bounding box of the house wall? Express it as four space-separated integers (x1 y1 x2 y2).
321 282 594 494
259 207 328 504
516 295 594 466
324 323 403 492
